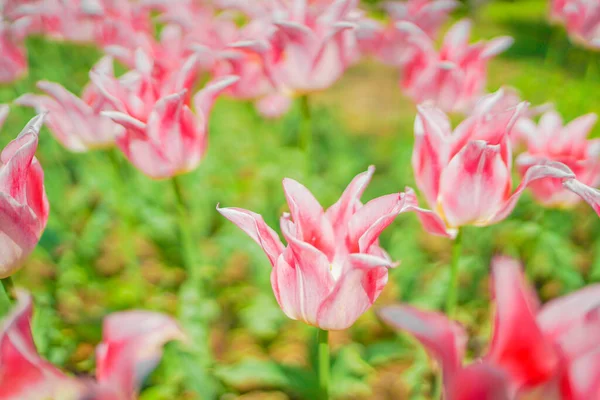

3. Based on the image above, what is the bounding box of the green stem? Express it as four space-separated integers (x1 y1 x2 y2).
299 95 312 154
171 176 195 269
1 276 14 303
445 228 463 318
318 328 330 400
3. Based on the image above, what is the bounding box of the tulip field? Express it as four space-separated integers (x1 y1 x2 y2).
2 0 600 399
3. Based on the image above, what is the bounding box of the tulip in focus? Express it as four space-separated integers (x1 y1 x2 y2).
219 166 419 330
15 57 123 152
0 290 185 400
516 111 600 208
400 19 513 113
0 114 49 278
409 90 583 238
380 256 600 399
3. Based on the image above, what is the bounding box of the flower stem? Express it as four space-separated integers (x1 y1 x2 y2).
1 276 14 303
318 328 330 400
299 95 312 158
445 228 463 318
171 175 195 269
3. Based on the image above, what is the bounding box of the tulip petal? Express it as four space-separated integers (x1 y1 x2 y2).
255 92 293 119
402 187 456 238
316 254 391 330
562 178 600 216
217 206 284 267
446 364 510 400
0 104 8 131
378 305 466 379
95 311 185 398
569 348 600 400
193 75 239 118
487 256 560 387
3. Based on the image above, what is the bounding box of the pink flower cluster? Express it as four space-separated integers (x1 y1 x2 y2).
551 0 600 50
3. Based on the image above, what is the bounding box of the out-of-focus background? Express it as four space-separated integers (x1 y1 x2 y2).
2 0 600 398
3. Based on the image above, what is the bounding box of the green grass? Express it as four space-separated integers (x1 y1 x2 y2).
2 0 600 399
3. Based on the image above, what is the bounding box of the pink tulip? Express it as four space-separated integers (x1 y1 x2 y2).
218 166 425 330
15 57 123 152
516 111 600 208
0 290 185 400
551 0 600 50
380 256 600 399
0 105 9 131
100 76 238 179
409 90 580 238
379 305 511 400
0 114 49 278
357 0 458 66
400 19 513 113
0 21 28 84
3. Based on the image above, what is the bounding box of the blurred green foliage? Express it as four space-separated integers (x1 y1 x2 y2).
1 0 599 399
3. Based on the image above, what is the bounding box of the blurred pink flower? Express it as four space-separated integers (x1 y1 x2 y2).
380 256 600 399
0 114 49 278
0 105 9 131
15 57 123 152
0 290 184 400
219 166 420 330
100 76 238 179
551 0 600 50
516 111 600 208
0 21 28 83
409 90 579 237
379 305 510 400
357 0 458 66
400 19 513 113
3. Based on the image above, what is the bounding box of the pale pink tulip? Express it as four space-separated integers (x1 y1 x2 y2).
357 0 458 66
101 76 238 179
15 57 123 152
400 19 513 113
0 105 9 131
0 21 27 83
409 90 580 238
516 111 600 208
551 0 600 50
0 290 185 400
218 166 424 330
0 114 49 278
379 305 511 400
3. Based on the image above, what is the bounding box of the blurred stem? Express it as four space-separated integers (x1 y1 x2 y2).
1 277 14 303
586 53 597 82
445 228 463 318
318 328 330 400
299 95 313 162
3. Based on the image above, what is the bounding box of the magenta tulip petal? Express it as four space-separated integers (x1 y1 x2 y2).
488 256 560 387
316 255 391 330
0 291 83 399
95 311 185 398
446 364 510 400
378 305 466 379
217 206 284 267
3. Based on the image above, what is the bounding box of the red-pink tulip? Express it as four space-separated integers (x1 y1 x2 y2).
0 21 28 83
516 111 600 208
0 290 184 400
0 114 49 278
101 76 238 179
409 90 579 238
218 166 419 330
379 305 511 400
400 19 513 113
15 57 123 152
487 256 600 398
551 0 600 50
357 0 458 66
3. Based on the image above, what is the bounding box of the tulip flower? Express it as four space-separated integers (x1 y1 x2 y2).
357 0 458 66
380 256 600 399
550 0 600 50
399 19 513 113
0 105 9 131
409 90 580 238
0 290 185 400
379 305 511 400
0 114 49 278
516 111 600 208
15 57 123 152
218 166 421 331
0 21 28 84
100 75 238 179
